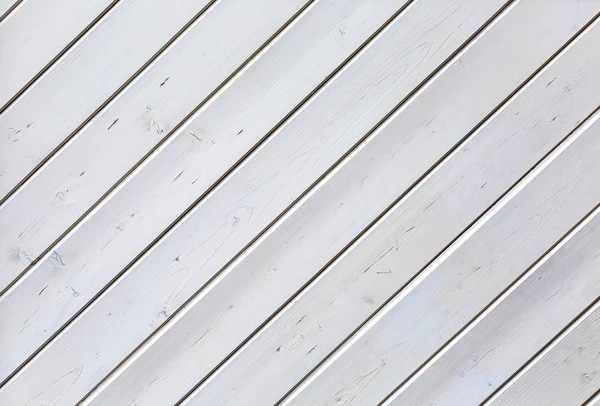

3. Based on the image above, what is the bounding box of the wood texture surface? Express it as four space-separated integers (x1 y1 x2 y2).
487 298 600 406
1 1 599 405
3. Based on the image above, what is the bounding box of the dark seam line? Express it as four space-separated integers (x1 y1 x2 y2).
169 1 527 404
375 108 600 406
0 0 316 389
278 10 600 406
0 0 219 206
482 293 600 404
0 0 222 293
582 374 600 405
0 0 121 114
0 0 24 24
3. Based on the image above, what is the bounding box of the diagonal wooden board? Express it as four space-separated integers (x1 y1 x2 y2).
486 298 600 406
0 0 414 403
0 0 117 109
189 10 600 406
0 0 216 200
384 163 600 405
0 0 311 299
86 1 600 405
287 103 600 406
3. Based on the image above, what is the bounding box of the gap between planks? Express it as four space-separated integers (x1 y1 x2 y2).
584 384 600 405
274 13 600 406
75 1 422 402
377 109 600 405
0 0 121 113
0 0 414 392
0 0 23 24
75 1 521 404
0 0 320 384
383 202 600 405
0 0 220 207
483 293 600 404
0 0 316 297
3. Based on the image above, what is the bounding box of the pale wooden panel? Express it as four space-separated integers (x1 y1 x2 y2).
0 0 309 333
287 104 600 406
0 0 411 403
184 4 600 406
256 20 600 406
587 391 600 405
79 1 514 404
0 0 214 201
0 0 116 107
487 300 600 406
384 194 600 406
0 0 20 20
84 2 600 406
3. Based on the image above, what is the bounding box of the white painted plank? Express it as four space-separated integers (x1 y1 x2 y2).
193 12 600 406
0 0 19 16
78 1 519 404
85 2 600 406
487 300 600 406
384 192 600 406
285 104 600 406
587 391 600 405
0 0 411 403
0 0 116 108
0 0 309 319
0 0 20 20
0 0 215 201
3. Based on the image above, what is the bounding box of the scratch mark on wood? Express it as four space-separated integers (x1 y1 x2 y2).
107 118 119 130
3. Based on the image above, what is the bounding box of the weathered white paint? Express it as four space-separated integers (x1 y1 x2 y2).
184 3 600 406
87 2 600 406
0 0 310 374
2 1 599 405
0 0 313 295
78 1 519 404
289 104 600 406
0 0 412 403
189 24 600 404
0 0 18 19
384 190 600 405
0 0 215 202
487 299 600 406
0 0 116 108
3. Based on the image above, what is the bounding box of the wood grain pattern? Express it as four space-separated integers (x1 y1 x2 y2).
2 1 599 405
384 172 600 405
0 0 214 202
487 299 600 406
275 14 600 406
80 1 515 404
0 0 309 364
0 0 411 403
295 106 600 406
0 0 117 108
183 3 600 406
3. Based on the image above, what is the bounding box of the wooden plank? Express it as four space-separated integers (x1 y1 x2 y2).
285 105 600 406
83 2 600 406
0 0 20 20
587 391 600 405
0 0 117 108
384 190 600 406
0 0 309 299
0 0 412 403
80 1 517 404
192 13 600 406
0 0 215 201
486 299 600 406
